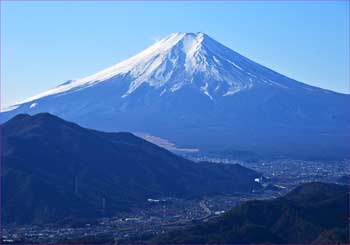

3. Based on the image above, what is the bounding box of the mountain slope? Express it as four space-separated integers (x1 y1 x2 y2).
1 113 262 224
151 182 350 244
2 32 350 158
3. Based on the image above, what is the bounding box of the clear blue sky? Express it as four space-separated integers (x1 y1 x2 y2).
1 1 349 108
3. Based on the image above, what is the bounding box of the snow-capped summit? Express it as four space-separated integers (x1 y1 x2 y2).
2 32 349 159
20 32 310 103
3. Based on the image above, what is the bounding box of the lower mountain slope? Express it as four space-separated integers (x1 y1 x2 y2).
1 113 261 224
152 182 349 244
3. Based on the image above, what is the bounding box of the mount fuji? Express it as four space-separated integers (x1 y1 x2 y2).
2 32 349 158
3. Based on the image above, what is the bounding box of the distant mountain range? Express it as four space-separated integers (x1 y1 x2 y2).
2 32 349 159
150 182 349 244
1 113 262 225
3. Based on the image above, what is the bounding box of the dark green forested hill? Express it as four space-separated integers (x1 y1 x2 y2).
152 182 349 244
1 113 261 225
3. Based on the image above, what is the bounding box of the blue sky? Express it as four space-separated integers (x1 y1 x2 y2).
1 1 349 107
